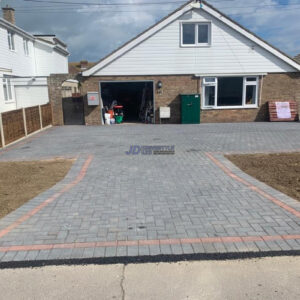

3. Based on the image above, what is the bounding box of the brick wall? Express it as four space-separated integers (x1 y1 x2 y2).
202 73 300 122
48 74 70 126
82 75 199 124
49 74 101 126
50 72 300 125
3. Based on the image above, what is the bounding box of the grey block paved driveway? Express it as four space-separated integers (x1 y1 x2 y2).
0 123 300 262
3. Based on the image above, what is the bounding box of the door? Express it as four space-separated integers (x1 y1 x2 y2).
62 97 85 125
181 94 200 124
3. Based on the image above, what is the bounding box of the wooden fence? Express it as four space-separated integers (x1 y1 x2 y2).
0 103 52 148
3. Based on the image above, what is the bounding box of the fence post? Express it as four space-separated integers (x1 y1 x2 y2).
39 105 43 129
22 108 27 136
0 112 5 147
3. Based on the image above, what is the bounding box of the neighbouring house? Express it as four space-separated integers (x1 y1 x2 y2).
69 60 96 74
60 61 96 97
61 79 79 98
49 0 300 125
0 6 69 113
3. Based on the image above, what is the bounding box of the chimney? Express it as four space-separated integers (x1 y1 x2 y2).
2 6 15 25
80 60 88 70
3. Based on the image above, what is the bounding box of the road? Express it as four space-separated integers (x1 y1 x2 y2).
0 256 299 299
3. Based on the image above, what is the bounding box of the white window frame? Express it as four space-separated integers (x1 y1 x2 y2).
202 77 217 108
181 22 211 47
243 77 258 107
2 77 15 103
23 39 29 56
202 76 259 109
7 31 15 51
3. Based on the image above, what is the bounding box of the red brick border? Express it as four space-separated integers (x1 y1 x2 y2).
0 234 299 253
0 155 93 239
1 151 300 256
205 152 300 219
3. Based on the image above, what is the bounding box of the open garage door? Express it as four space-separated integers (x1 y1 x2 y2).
100 81 154 123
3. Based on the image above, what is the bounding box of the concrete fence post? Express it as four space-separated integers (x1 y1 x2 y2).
22 107 27 136
0 112 5 147
39 105 43 128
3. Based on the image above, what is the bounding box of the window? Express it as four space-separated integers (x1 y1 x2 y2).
244 77 257 105
202 76 258 108
182 23 195 45
2 78 14 102
198 24 209 43
203 77 217 106
218 77 243 106
23 39 29 56
181 22 211 46
7 31 15 51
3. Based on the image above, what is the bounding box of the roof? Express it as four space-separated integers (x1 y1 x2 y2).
295 54 300 64
34 35 67 48
69 61 96 74
83 0 300 76
0 17 69 55
34 35 69 56
0 17 34 40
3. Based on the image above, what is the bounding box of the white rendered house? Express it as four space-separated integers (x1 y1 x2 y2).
0 6 69 113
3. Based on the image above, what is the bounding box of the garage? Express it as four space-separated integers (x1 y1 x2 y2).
100 81 154 124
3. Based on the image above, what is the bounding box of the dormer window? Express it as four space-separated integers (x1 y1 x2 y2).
7 31 15 51
181 22 211 47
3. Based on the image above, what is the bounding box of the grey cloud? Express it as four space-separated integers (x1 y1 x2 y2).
3 0 300 61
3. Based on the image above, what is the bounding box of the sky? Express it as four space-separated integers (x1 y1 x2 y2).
2 0 300 62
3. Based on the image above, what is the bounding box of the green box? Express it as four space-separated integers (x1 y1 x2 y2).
115 115 123 124
181 94 201 124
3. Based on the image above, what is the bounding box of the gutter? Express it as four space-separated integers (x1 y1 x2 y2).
194 73 268 77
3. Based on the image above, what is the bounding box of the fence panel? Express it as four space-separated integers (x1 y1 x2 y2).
25 106 41 134
2 109 25 145
41 103 52 127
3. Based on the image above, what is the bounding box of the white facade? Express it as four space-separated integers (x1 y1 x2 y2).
85 2 299 76
0 17 69 113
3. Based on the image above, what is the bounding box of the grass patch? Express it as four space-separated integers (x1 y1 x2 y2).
0 159 74 218
226 152 300 202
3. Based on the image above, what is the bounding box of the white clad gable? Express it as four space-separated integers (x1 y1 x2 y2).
88 6 298 76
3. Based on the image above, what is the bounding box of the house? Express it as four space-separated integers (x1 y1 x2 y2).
49 0 300 125
0 6 69 113
69 60 96 74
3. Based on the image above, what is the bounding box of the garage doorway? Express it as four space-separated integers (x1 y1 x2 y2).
100 81 154 123
62 96 85 125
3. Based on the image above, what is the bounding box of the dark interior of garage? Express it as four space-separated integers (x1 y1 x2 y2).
100 81 154 123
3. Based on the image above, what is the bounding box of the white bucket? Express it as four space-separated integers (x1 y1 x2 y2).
104 113 111 125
